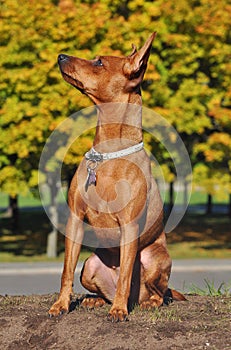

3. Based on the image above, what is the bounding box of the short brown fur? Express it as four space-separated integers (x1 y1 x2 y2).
49 33 186 322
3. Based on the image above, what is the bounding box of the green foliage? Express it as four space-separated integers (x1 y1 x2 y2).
189 279 231 297
0 0 230 199
193 163 230 199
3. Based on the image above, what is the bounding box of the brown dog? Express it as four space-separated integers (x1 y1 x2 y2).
49 33 185 322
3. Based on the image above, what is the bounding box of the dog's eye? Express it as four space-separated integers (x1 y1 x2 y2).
93 58 103 67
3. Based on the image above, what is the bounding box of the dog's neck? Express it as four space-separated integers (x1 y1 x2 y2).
93 94 143 153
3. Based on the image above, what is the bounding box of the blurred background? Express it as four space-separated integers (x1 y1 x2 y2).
0 0 230 277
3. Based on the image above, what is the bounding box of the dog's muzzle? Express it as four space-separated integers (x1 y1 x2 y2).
58 54 69 64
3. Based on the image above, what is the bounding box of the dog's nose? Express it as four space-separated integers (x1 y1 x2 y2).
58 54 69 63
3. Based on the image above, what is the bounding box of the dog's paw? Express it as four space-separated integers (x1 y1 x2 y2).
140 296 163 310
81 297 106 310
48 299 70 317
107 307 129 322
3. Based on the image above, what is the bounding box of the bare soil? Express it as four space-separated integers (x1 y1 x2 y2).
0 294 230 350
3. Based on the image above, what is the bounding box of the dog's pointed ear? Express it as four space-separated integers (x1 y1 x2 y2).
128 44 138 57
124 32 156 84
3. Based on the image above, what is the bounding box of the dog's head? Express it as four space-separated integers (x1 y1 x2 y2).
58 33 156 104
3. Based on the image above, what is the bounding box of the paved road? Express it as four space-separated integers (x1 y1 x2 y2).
0 260 230 296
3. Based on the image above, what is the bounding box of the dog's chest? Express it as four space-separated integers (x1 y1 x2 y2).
76 156 149 230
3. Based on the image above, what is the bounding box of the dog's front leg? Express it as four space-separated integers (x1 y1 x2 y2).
107 222 138 322
49 213 84 317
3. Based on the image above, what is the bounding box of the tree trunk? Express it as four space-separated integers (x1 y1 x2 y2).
229 193 231 217
47 205 58 258
9 195 19 230
183 180 188 212
168 181 174 215
206 193 212 214
46 177 59 258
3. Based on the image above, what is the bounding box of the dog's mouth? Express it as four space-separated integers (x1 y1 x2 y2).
60 69 85 92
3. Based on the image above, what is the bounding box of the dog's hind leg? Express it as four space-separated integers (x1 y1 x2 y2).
138 234 172 309
80 249 119 307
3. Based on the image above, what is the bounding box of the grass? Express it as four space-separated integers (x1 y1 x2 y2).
168 242 231 259
1 190 229 207
167 213 231 259
0 208 93 262
0 191 230 262
188 279 231 297
0 251 91 263
130 303 182 323
0 191 42 208
0 211 230 262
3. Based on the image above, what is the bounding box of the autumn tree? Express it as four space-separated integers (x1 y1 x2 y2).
1 0 230 256
0 0 110 255
116 0 231 212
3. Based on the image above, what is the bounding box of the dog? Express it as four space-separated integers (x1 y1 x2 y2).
49 32 186 322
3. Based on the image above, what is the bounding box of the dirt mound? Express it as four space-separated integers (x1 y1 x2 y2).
0 294 230 350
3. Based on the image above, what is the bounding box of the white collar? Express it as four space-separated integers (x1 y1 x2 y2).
85 141 144 161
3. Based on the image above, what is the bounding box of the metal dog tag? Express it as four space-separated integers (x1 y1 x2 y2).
85 168 96 191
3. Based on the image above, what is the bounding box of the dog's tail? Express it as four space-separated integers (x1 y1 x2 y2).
164 288 187 305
